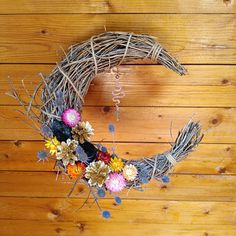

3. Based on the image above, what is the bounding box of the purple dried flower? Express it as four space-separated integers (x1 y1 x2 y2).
61 108 81 128
105 173 126 193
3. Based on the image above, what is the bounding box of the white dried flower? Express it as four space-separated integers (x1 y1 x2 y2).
123 164 138 181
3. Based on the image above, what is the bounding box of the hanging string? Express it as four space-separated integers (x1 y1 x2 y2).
111 67 125 121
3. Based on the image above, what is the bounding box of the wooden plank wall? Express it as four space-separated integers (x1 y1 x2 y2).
0 0 236 235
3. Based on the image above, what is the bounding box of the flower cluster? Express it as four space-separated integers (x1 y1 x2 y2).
43 108 94 179
42 108 139 192
85 147 138 193
38 107 170 219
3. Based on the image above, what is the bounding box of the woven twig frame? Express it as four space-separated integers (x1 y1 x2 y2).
8 31 202 191
39 31 187 125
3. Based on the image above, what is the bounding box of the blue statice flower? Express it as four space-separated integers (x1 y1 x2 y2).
54 90 66 115
41 126 53 138
101 146 107 153
138 168 150 184
95 144 108 153
102 210 111 219
108 123 116 155
96 143 102 149
75 145 89 164
114 196 122 205
108 123 115 133
140 177 149 184
161 175 170 183
97 188 106 198
37 150 48 161
55 90 64 105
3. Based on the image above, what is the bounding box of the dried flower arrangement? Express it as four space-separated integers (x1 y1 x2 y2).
8 31 203 219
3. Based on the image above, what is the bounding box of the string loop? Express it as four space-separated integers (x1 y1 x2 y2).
151 43 162 62
165 152 177 166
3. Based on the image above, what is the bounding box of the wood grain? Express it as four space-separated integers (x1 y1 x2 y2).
0 0 235 234
0 0 235 13
0 171 235 201
2 64 236 107
0 106 235 143
0 141 235 174
0 197 236 225
1 220 235 236
0 14 235 63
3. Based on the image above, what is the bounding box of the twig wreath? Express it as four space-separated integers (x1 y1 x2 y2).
8 32 203 219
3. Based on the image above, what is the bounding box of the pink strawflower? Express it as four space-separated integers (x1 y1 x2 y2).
61 108 81 128
105 173 126 193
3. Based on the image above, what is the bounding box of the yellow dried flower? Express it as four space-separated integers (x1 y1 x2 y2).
123 164 138 181
109 157 124 172
45 137 60 155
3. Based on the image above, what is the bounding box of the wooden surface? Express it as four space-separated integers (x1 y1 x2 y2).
0 1 236 235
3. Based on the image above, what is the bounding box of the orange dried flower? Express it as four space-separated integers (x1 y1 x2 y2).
67 162 86 179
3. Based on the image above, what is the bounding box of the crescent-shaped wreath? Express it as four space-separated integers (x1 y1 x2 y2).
9 31 203 218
